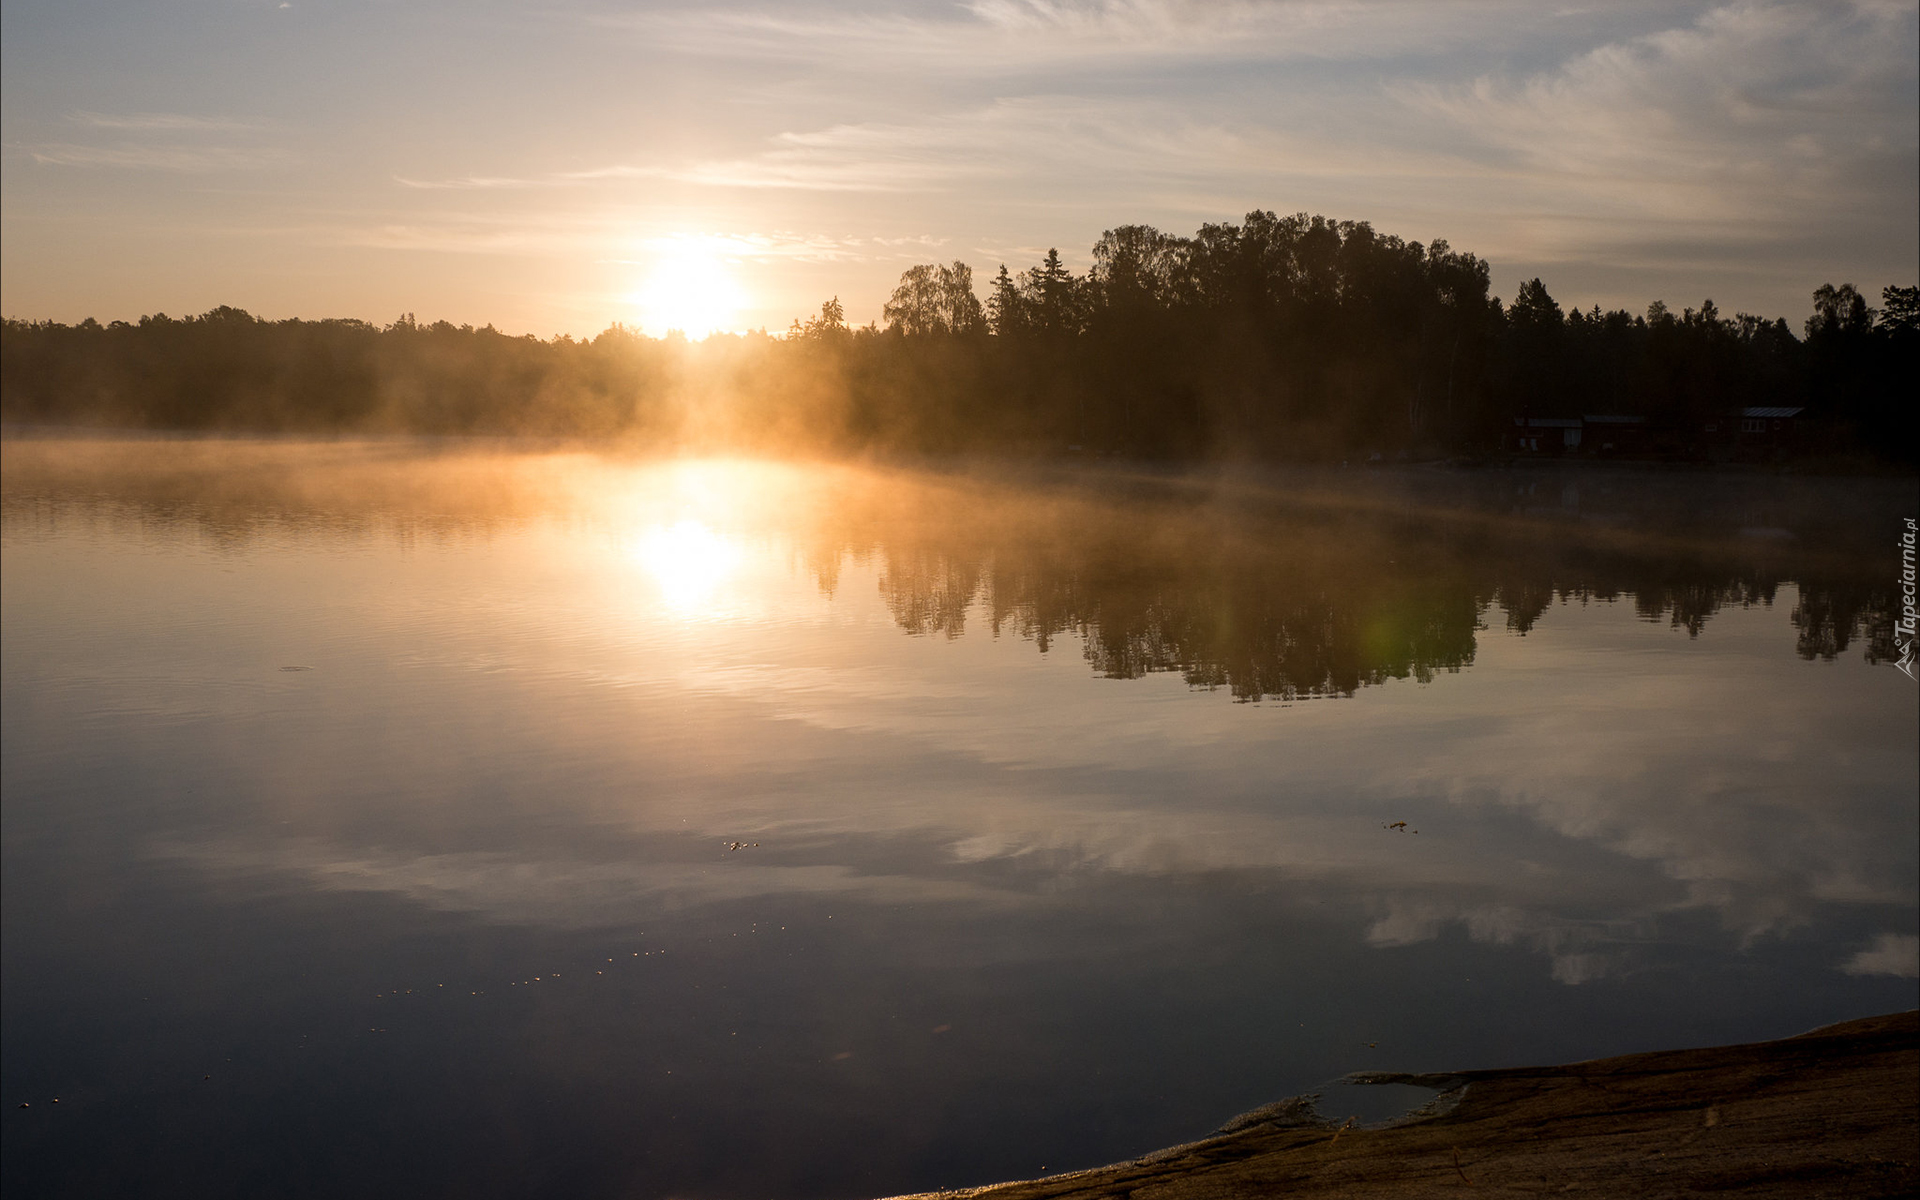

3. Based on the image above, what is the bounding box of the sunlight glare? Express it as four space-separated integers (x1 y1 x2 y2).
634 520 744 611
629 240 746 338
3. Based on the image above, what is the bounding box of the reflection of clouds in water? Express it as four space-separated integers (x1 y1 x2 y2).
1364 896 1653 984
650 596 1912 984
1844 934 1919 979
146 837 1006 928
1325 599 1915 958
191 590 1901 985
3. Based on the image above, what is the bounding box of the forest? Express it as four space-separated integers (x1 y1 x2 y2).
3 211 1915 464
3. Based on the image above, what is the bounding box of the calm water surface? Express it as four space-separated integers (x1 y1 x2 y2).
3 439 1916 1198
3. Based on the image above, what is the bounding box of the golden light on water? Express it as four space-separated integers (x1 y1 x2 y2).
629 239 747 338
634 519 744 610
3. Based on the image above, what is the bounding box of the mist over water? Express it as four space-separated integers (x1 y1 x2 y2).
3 438 1915 1198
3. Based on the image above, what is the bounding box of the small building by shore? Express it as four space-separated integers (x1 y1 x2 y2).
1511 408 1815 462
1704 406 1810 462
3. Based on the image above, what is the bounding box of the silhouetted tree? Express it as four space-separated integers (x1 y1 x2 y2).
1021 249 1084 337
882 263 983 336
985 265 1026 337
1806 283 1874 339
1878 285 1919 335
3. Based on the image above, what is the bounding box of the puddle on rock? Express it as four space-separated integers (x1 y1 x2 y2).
1312 1081 1448 1127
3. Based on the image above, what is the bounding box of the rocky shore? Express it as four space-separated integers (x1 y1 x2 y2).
890 1010 1917 1199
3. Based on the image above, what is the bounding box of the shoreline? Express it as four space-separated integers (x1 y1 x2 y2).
889 1010 1918 1199
4 423 1916 480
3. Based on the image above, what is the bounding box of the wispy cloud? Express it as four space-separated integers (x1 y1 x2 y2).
626 230 951 262
606 0 1554 73
16 109 288 173
380 99 1275 200
22 143 295 171
687 99 1229 194
330 210 925 263
67 110 265 132
666 121 990 192
394 174 564 190
646 93 1485 210
394 165 670 190
334 211 620 255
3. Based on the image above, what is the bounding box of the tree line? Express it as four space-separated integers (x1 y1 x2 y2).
4 210 1914 463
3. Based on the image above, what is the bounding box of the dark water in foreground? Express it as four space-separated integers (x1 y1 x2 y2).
3 439 1916 1198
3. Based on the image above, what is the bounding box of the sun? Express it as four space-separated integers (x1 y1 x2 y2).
628 239 746 338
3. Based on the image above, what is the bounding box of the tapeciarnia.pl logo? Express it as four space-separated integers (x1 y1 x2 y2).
1897 518 1917 681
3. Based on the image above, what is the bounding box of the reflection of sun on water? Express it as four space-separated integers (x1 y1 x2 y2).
635 520 743 611
628 239 745 338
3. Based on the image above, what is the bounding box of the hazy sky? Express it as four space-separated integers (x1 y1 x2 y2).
3 0 1915 336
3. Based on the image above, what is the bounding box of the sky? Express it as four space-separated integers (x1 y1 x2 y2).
2 0 1916 337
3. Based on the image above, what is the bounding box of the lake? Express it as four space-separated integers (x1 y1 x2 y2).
3 437 1915 1198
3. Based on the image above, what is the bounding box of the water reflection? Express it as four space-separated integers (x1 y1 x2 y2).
2 437 1914 1199
845 478 1902 699
634 520 744 611
2 438 1903 691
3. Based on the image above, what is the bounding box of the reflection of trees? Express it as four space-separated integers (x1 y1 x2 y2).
879 551 983 639
1792 579 1902 663
985 558 1483 701
851 479 1903 699
3 440 1902 696
871 541 1482 701
1505 576 1781 638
